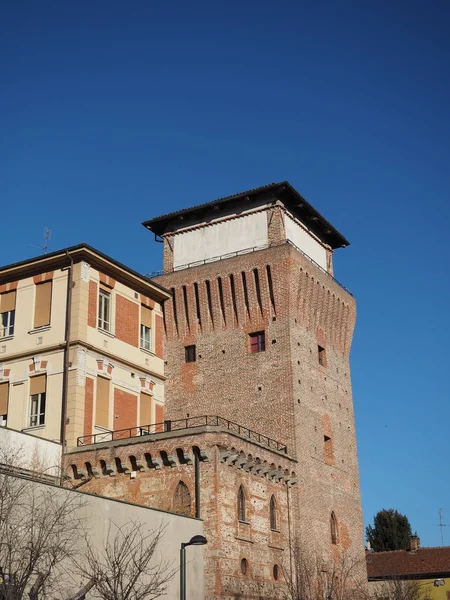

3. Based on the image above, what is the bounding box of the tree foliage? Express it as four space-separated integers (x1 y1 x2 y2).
366 509 413 552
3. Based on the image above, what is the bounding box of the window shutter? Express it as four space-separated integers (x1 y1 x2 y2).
141 306 152 328
30 375 46 396
1 291 16 313
0 383 9 415
95 377 110 428
34 282 52 328
139 392 152 426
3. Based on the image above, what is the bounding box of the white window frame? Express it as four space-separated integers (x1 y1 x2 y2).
29 392 46 427
0 310 15 339
98 289 111 332
140 324 152 351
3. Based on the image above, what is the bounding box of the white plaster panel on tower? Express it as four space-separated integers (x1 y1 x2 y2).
284 213 328 271
173 211 268 268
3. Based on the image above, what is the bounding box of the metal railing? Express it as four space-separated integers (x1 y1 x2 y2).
77 415 288 454
146 239 352 296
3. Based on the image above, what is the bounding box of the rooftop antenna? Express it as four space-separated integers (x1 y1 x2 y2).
42 227 51 254
434 509 448 546
28 227 52 255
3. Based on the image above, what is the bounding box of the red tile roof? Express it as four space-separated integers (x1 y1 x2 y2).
366 547 450 580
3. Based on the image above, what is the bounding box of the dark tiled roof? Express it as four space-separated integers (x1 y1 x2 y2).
142 181 350 249
366 547 450 580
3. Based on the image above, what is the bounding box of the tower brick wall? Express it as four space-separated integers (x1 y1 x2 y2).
154 239 366 579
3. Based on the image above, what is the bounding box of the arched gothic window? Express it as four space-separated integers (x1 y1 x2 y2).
330 511 338 545
270 495 277 530
173 481 191 516
238 485 246 522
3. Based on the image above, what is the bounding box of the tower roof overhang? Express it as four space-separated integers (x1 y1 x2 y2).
142 181 350 249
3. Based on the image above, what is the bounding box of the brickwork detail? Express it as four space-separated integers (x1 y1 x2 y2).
115 295 139 347
113 388 137 431
88 281 97 328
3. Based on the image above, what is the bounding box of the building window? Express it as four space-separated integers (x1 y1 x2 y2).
34 281 52 328
249 331 265 353
270 495 277 531
140 324 152 351
273 564 280 581
140 306 152 351
238 485 246 522
240 558 248 576
0 291 16 338
29 392 46 427
0 383 9 427
185 345 196 363
173 481 191 516
98 289 111 332
330 511 338 545
1 310 15 339
29 375 46 427
318 345 327 366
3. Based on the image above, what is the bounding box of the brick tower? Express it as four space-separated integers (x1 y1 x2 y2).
143 182 366 579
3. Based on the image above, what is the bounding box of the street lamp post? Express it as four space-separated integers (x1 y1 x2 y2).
180 535 207 600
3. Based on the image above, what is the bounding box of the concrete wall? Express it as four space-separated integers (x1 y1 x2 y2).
284 212 328 271
2 473 204 599
173 211 269 268
0 426 61 477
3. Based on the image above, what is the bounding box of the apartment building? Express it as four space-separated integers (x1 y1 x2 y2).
0 244 170 449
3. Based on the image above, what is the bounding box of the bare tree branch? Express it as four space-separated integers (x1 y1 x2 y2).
77 520 176 600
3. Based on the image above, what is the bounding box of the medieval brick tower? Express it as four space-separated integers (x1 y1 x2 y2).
143 182 366 578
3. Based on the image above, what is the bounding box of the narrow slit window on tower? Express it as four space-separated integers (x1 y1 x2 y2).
171 287 179 333
182 285 190 328
238 485 246 522
330 511 338 545
217 277 226 324
229 274 238 323
185 345 196 363
266 265 276 314
241 272 250 317
270 495 277 531
193 282 201 326
249 331 265 353
205 280 214 326
253 268 263 314
318 345 327 367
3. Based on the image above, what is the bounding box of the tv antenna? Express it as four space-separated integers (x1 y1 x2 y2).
29 228 52 255
434 509 448 546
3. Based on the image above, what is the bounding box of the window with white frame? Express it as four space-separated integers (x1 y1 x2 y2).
98 288 111 332
0 290 16 338
29 375 46 427
140 324 151 351
140 305 153 351
29 392 46 427
0 310 15 339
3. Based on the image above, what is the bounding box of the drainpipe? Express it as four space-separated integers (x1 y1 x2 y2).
59 251 74 484
194 447 201 518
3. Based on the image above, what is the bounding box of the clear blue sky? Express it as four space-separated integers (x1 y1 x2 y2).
2 1 449 547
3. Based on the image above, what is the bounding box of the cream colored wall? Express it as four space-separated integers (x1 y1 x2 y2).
172 210 269 268
0 269 67 357
85 272 165 380
2 350 64 443
1 260 166 449
284 212 328 271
